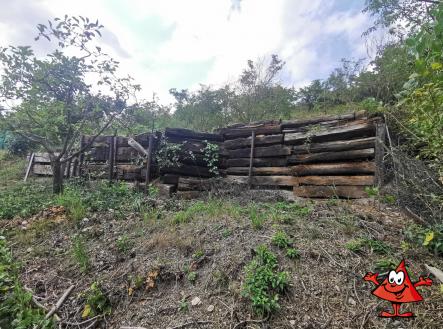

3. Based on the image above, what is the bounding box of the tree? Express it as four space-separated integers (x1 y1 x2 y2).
296 80 326 110
0 16 140 193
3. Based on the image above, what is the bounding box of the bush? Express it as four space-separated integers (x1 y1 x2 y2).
5 134 37 156
242 245 288 316
404 223 443 256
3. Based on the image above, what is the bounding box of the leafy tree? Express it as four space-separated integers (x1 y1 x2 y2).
0 16 139 193
296 80 326 110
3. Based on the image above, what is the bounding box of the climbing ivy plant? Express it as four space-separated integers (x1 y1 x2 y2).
203 141 219 176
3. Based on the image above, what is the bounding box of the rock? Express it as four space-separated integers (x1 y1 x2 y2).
21 220 28 226
26 247 33 253
191 297 201 306
290 320 296 326
207 305 214 312
82 218 89 223
392 320 402 327
348 297 356 306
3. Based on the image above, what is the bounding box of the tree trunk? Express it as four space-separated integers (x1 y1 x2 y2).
52 160 64 194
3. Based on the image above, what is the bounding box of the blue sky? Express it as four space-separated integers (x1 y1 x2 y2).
0 0 370 103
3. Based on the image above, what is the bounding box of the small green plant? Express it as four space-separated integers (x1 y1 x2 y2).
364 186 379 198
345 238 390 254
116 235 133 254
192 250 204 259
222 228 232 238
374 258 398 272
242 245 288 316
203 141 220 176
266 202 311 224
56 187 87 221
179 297 189 312
286 248 300 259
271 231 292 249
187 271 198 283
404 223 443 256
249 205 266 230
81 282 111 319
72 235 90 272
345 239 365 253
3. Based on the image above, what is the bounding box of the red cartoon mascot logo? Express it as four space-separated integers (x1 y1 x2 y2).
363 260 432 317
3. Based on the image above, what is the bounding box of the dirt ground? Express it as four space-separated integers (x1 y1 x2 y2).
2 191 443 329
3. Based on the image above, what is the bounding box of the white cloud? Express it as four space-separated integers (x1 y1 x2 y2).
0 0 371 104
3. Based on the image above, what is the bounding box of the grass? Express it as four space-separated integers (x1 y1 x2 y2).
345 238 391 255
72 235 90 272
56 187 87 221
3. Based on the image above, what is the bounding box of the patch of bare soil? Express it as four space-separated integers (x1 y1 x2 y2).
5 195 443 329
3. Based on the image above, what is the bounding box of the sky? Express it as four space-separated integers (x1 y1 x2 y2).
0 0 371 104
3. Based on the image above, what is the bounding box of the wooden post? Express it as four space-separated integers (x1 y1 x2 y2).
108 135 115 182
65 158 72 179
24 153 35 182
72 158 79 177
248 130 256 188
145 134 154 194
375 120 386 187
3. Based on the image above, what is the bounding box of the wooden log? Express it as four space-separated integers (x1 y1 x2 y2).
108 136 115 181
221 125 282 139
223 119 281 129
161 174 180 185
228 145 291 158
160 164 212 178
155 183 176 197
248 131 255 188
284 121 375 145
145 135 154 191
85 146 108 162
292 137 375 154
32 164 53 175
178 177 214 191
116 147 140 161
116 164 142 173
292 162 375 176
288 148 374 164
281 111 366 129
375 121 386 187
296 175 374 186
165 128 223 142
226 157 287 167
293 185 369 198
225 175 297 186
227 167 292 176
224 134 283 149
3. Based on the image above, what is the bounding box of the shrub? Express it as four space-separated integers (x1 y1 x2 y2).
242 245 288 316
286 248 300 259
271 231 292 249
81 282 111 319
404 223 443 256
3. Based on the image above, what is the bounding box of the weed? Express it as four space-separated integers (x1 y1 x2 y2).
374 258 398 272
404 223 443 256
81 282 111 318
0 235 54 328
179 297 188 312
266 202 311 224
286 248 300 259
192 250 204 259
116 235 133 254
56 187 87 221
222 228 232 238
242 245 288 316
71 235 90 272
249 204 266 230
345 238 391 254
187 271 198 283
272 231 292 249
345 239 364 253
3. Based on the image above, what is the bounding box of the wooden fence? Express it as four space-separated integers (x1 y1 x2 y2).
28 111 385 198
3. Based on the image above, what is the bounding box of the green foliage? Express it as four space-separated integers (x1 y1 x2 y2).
192 250 204 259
249 204 266 230
56 187 87 221
266 202 311 224
404 223 443 255
203 141 219 175
0 236 54 328
374 258 398 272
0 182 53 219
242 245 288 316
155 137 183 169
345 238 391 255
116 235 133 254
71 235 90 273
173 200 227 225
187 271 198 284
271 231 292 249
286 248 300 259
5 134 36 156
179 297 188 312
82 282 111 318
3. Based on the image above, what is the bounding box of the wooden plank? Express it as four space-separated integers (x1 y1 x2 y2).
221 125 282 139
291 162 375 176
297 175 374 186
288 148 374 164
160 164 212 178
178 177 214 191
32 164 53 175
375 121 386 187
293 185 369 198
116 164 142 173
227 167 292 176
226 157 287 167
284 121 375 145
155 183 176 197
292 137 375 154
248 131 255 188
281 111 366 129
165 128 223 142
24 153 35 181
224 134 283 149
225 175 297 186
228 144 291 158
116 147 140 161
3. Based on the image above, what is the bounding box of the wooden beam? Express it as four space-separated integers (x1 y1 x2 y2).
160 164 212 178
284 121 375 145
292 137 375 154
297 175 374 186
281 111 366 129
224 134 283 149
288 148 374 164
228 144 291 158
226 157 287 167
221 125 282 139
293 185 369 198
164 127 223 142
108 136 115 182
291 162 375 176
227 167 292 176
226 175 297 186
375 121 386 187
145 134 154 193
248 131 255 188
178 177 214 191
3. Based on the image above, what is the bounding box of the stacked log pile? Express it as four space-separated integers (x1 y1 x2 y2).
160 128 224 196
221 111 384 198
